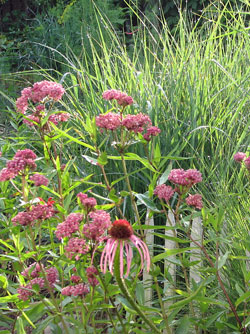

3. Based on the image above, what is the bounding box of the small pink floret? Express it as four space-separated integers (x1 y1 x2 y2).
122 113 152 133
96 112 121 131
186 194 203 210
233 152 246 162
154 184 174 202
244 157 250 170
102 89 134 106
30 174 49 187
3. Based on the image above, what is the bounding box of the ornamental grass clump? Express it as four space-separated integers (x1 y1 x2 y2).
0 82 248 334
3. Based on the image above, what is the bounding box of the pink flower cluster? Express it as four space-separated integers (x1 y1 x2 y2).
18 264 58 300
16 81 65 114
77 192 97 211
65 237 89 260
55 213 83 239
61 283 89 297
18 277 45 301
96 112 121 131
233 152 250 170
154 184 174 202
186 194 203 210
122 113 152 133
103 89 134 106
86 267 99 287
83 210 111 241
168 169 202 186
30 174 49 187
143 126 161 141
0 149 37 181
12 202 55 226
96 90 161 141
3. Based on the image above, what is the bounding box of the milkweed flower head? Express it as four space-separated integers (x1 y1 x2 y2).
143 126 161 141
154 184 174 202
186 194 203 210
55 213 83 239
77 192 97 211
30 174 49 187
244 157 250 170
61 283 89 297
86 266 99 287
168 169 202 187
102 89 134 106
83 210 111 241
233 152 246 162
96 112 121 131
122 113 152 133
100 219 150 278
65 237 89 260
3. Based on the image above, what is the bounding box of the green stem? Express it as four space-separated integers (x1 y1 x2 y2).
120 153 143 236
114 245 162 334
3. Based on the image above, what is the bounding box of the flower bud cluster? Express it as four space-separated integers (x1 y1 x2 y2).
61 283 89 297
154 168 203 210
12 202 56 226
96 90 161 142
18 263 58 300
16 81 69 129
233 152 250 170
0 149 37 181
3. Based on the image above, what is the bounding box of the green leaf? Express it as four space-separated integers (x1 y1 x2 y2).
125 153 158 172
235 290 250 307
82 155 99 165
15 317 26 334
0 276 8 289
153 247 197 262
176 316 191 334
97 151 108 165
135 193 161 212
158 163 172 185
218 251 229 269
50 123 95 150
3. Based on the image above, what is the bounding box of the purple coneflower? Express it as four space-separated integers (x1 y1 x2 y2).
100 219 150 277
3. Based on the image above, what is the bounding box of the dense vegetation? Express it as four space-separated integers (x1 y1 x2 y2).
0 1 249 333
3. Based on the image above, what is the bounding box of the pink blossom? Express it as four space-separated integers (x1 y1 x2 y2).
46 267 59 287
102 89 134 106
21 263 42 278
83 210 111 241
31 81 65 103
233 152 246 162
122 113 152 133
62 284 89 297
71 275 81 283
18 277 45 301
77 192 97 210
6 149 37 175
0 168 17 181
168 169 202 186
143 126 161 141
65 237 89 260
30 174 49 187
186 194 203 210
100 219 150 277
16 96 29 114
55 213 83 239
48 113 70 125
86 267 99 287
96 112 121 131
168 169 188 186
12 211 34 226
154 184 174 202
244 157 250 170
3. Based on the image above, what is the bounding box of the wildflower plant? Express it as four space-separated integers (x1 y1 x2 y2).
0 83 249 334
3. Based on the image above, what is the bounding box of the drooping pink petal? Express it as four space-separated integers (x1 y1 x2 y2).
125 242 133 278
